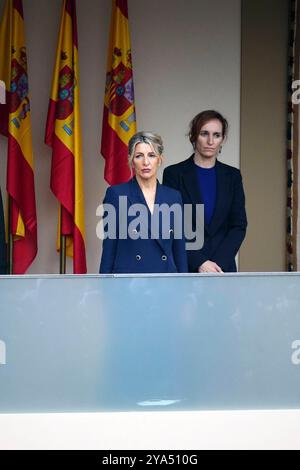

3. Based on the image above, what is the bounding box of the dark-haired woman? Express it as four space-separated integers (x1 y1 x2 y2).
163 110 247 273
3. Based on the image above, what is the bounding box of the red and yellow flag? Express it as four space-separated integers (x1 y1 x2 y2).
101 0 137 185
0 0 37 274
45 0 87 274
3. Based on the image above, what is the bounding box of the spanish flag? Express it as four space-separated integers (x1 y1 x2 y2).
0 0 37 274
101 0 137 185
45 0 87 274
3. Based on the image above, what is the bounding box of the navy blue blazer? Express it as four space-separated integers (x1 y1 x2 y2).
163 156 247 272
99 177 188 274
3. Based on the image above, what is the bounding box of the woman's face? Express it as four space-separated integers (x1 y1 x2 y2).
195 119 224 159
132 143 161 181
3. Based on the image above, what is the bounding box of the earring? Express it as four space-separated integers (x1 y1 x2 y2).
219 146 222 154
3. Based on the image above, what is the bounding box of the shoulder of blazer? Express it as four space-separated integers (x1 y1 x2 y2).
164 155 194 175
216 160 241 177
111 181 132 193
105 180 132 197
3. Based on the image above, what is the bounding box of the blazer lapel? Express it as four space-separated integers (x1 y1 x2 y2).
128 178 169 253
181 155 203 205
208 160 228 234
152 182 172 255
128 176 145 206
181 155 212 234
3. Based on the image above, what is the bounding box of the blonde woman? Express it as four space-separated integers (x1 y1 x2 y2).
99 132 187 274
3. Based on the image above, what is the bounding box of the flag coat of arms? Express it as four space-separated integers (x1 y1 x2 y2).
45 0 87 274
101 0 137 185
0 0 37 274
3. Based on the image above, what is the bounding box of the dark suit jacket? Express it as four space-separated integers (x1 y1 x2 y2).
163 155 247 272
99 177 188 274
0 188 6 274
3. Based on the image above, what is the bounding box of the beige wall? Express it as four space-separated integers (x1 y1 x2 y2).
240 0 289 271
0 0 241 273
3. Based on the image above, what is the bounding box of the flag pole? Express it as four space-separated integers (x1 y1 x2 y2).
59 205 66 274
7 195 13 274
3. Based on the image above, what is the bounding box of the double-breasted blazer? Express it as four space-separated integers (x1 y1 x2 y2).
163 156 247 272
99 177 188 274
